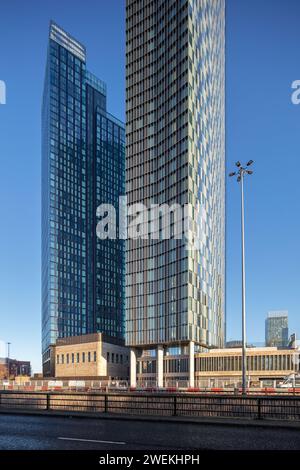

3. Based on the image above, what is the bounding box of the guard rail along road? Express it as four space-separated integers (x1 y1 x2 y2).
0 390 299 421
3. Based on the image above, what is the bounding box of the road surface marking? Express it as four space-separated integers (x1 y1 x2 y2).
58 437 126 445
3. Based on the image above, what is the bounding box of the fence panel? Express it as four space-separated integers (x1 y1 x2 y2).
0 392 47 410
0 391 299 421
49 393 105 413
260 398 300 421
107 394 175 416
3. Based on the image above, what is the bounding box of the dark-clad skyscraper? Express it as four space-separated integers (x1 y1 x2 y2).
126 0 225 387
42 22 125 375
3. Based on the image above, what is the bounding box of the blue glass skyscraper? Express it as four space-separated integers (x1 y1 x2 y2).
42 22 125 375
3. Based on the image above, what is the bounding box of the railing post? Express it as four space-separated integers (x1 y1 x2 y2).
46 393 50 411
257 398 262 420
173 395 177 416
104 393 108 413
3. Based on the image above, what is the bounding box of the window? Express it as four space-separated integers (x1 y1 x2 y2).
62 354 64 364
116 354 119 363
88 352 91 362
57 355 59 364
72 353 74 363
67 354 69 364
120 354 123 364
112 353 114 363
107 352 110 362
94 351 97 362
77 353 80 363
82 352 85 363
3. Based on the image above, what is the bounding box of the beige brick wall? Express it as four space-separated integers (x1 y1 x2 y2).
54 338 129 379
55 341 98 378
102 342 129 379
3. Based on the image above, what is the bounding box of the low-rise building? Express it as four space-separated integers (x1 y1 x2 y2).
0 361 7 379
50 333 129 380
135 346 300 387
0 358 31 379
194 347 299 385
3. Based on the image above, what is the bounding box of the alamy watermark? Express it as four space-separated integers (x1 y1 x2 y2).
0 80 6 105
291 80 300 104
96 196 207 251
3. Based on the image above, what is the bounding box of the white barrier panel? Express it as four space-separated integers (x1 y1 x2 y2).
68 381 86 388
48 381 63 387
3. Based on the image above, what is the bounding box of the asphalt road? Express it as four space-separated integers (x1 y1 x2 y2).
0 414 299 450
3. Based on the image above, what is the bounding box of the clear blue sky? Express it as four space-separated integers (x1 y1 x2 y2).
0 0 299 372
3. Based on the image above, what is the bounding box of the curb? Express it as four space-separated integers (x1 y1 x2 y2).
0 408 299 431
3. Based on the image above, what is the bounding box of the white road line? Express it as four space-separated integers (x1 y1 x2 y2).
58 437 126 445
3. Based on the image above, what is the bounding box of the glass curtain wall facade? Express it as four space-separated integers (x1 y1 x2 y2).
42 22 125 375
126 0 225 386
265 311 289 348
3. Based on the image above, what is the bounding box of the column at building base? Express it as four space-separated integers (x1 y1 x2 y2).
189 341 195 388
157 345 164 388
130 348 137 388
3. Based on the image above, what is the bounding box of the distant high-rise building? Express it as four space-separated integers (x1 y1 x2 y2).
126 0 225 387
42 22 125 375
265 311 289 348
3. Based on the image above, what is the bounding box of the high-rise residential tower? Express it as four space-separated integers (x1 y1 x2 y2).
126 0 225 387
265 311 289 348
42 22 125 375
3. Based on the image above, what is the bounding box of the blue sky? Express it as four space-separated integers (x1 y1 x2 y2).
0 0 299 372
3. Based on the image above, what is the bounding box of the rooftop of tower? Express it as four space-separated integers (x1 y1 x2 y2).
49 21 107 97
49 20 86 62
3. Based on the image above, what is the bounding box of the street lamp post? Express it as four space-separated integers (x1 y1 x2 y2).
229 161 254 395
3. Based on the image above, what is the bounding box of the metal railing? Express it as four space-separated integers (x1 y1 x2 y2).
0 390 299 421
